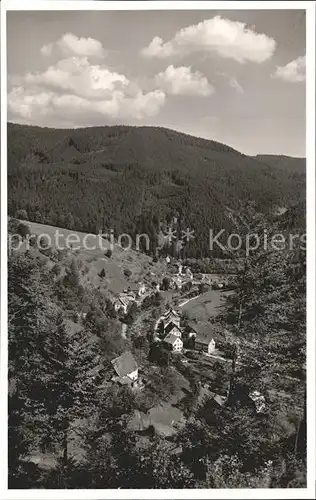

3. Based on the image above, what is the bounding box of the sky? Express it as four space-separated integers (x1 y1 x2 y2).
7 8 306 156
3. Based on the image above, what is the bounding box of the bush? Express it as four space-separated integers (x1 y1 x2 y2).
17 223 31 239
124 268 132 278
99 268 106 279
161 277 170 291
51 264 62 276
8 218 20 234
105 249 112 258
15 209 28 220
185 350 200 360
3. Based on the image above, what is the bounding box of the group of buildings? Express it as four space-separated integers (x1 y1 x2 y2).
109 306 220 391
113 282 147 315
155 307 219 355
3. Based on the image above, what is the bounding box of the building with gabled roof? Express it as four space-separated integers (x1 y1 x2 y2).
164 322 182 338
114 296 130 315
162 308 181 327
188 322 220 355
111 351 139 386
163 334 183 352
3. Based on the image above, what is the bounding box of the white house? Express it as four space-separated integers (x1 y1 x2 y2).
249 391 266 413
164 334 183 352
170 276 183 290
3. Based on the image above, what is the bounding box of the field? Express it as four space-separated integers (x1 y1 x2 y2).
180 288 232 322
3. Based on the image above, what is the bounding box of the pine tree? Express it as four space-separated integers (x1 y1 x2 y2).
39 313 106 471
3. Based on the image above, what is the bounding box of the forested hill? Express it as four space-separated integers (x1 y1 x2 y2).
8 122 306 257
254 154 306 173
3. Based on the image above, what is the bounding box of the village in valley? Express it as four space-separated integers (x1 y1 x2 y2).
10 216 270 438
106 257 267 428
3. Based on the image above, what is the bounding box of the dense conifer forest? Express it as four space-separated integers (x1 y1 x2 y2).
8 123 305 258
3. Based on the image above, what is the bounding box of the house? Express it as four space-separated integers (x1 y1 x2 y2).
184 267 193 279
188 322 218 354
150 281 160 292
163 334 183 352
249 390 266 413
161 308 181 329
164 322 182 338
203 379 231 408
111 351 139 386
226 381 257 413
122 289 137 301
170 276 183 290
129 282 146 298
114 296 130 315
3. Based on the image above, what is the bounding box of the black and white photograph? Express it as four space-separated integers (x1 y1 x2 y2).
1 0 315 497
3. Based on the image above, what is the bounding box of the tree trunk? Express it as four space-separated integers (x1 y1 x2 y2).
62 417 69 468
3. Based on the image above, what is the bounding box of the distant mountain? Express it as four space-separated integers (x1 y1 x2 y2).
7 123 306 257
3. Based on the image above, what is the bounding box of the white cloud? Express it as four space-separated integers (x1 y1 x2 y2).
21 57 129 100
229 76 244 94
40 32 105 59
8 56 166 127
40 44 53 57
272 55 306 83
141 16 276 64
155 65 214 96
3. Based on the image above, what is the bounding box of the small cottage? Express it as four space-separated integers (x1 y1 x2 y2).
170 276 183 290
129 282 146 298
249 390 266 413
164 334 183 352
114 296 130 315
111 351 139 386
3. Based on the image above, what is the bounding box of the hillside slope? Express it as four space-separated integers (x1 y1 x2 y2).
254 154 306 173
8 123 306 257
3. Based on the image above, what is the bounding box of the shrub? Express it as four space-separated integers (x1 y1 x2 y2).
17 223 31 239
99 268 106 279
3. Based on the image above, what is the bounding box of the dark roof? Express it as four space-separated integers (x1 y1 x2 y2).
188 322 219 343
164 333 182 345
111 352 138 377
165 322 182 335
164 308 180 320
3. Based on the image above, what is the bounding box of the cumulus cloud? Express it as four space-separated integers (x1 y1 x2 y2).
40 32 105 59
8 56 166 127
155 65 214 96
40 44 53 57
272 55 306 83
141 16 276 63
229 76 244 94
